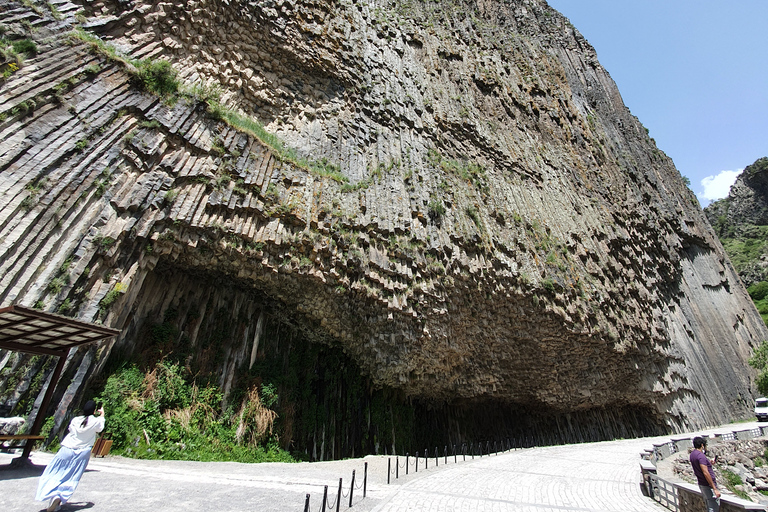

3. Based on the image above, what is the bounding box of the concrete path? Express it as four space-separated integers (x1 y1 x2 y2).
370 438 661 512
1 422 758 512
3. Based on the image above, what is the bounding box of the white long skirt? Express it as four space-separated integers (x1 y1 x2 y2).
35 446 92 504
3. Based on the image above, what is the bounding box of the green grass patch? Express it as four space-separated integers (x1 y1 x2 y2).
68 29 348 185
722 469 750 500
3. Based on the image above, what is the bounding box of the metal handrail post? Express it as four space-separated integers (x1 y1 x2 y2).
349 470 355 507
322 486 328 512
336 478 342 512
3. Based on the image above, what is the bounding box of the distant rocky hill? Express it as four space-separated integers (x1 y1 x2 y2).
705 157 768 323
1 0 766 458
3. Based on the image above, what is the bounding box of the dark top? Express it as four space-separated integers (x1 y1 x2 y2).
690 449 717 487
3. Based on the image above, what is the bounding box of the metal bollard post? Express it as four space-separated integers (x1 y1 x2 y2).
304 494 310 512
444 445 448 465
435 447 438 467
396 456 399 479
364 462 368 498
349 470 355 507
425 448 428 469
336 478 342 512
463 443 466 461
387 458 391 485
415 451 419 472
322 486 328 512
454 444 457 464
406 453 409 475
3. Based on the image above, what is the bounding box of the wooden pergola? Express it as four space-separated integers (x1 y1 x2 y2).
0 304 120 464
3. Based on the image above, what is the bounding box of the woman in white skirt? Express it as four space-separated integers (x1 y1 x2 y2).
36 400 105 512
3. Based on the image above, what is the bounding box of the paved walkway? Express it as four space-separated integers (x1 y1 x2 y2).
1 422 758 512
371 438 661 512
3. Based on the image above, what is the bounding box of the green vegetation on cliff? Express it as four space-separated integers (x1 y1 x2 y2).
705 157 768 325
749 341 768 396
93 362 292 462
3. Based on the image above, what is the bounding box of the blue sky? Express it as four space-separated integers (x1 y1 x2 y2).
546 0 768 206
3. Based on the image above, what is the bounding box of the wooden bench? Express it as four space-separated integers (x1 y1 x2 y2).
0 435 45 441
0 434 45 450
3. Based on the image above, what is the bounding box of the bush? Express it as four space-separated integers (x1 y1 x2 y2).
12 39 37 56
428 198 445 222
749 341 768 396
94 362 292 463
749 281 768 301
134 59 178 97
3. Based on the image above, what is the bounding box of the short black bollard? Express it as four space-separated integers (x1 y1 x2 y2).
415 451 419 472
387 458 391 485
349 470 355 507
453 444 457 464
304 494 310 512
435 447 438 467
396 456 399 479
444 445 448 465
406 453 409 475
336 478 342 512
364 462 368 498
322 486 328 512
425 449 428 469
463 443 466 461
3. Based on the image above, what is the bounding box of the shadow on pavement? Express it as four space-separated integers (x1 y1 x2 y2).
0 461 46 480
61 501 95 510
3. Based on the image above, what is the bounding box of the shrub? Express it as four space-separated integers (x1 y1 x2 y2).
749 281 768 301
94 362 291 463
749 341 768 395
428 198 445 220
12 38 37 56
134 59 178 97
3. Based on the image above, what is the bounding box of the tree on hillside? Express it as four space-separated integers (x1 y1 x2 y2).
749 341 768 396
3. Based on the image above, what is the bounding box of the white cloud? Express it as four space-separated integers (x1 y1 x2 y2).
698 169 743 202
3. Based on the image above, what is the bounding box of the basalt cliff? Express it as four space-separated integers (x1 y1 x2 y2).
1 0 765 458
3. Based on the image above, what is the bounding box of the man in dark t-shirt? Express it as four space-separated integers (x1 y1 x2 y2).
690 436 720 512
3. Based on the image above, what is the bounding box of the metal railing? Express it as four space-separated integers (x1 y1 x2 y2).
386 440 516 484
648 473 678 511
640 426 768 512
303 463 368 512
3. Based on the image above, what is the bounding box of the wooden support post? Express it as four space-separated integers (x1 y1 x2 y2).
19 349 69 462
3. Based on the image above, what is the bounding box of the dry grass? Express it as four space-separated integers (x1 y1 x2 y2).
235 386 277 446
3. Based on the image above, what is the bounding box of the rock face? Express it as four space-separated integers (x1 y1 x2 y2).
1 0 766 454
705 158 768 287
